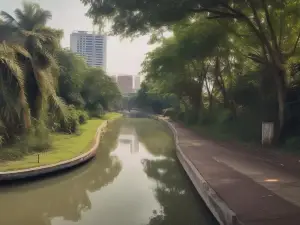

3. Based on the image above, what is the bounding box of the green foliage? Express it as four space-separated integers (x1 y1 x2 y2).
0 2 122 160
59 106 80 134
163 108 177 119
84 0 300 144
57 106 92 134
81 67 121 112
88 104 104 118
285 136 300 150
0 148 25 161
20 121 52 153
78 110 89 124
0 2 67 148
56 49 87 107
0 113 121 169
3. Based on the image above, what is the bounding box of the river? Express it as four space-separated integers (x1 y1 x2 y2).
0 118 218 225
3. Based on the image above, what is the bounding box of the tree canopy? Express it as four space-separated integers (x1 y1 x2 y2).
83 0 300 144
0 2 121 155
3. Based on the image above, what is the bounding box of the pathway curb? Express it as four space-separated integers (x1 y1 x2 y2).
0 121 109 182
159 117 239 225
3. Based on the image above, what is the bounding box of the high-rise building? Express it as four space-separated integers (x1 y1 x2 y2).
109 74 140 94
110 75 117 83
70 31 107 70
117 75 133 94
134 76 141 91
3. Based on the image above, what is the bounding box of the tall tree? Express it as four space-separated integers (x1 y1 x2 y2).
56 49 87 107
82 0 300 141
1 2 65 122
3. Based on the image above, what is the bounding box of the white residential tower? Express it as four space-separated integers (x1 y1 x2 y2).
70 31 107 70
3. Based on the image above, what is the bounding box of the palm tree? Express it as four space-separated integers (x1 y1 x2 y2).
0 17 32 139
0 2 66 124
0 42 32 140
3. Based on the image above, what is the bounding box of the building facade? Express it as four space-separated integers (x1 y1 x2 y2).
70 31 107 70
134 76 141 91
117 75 133 94
109 74 141 95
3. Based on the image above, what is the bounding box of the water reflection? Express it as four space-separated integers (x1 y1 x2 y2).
0 119 217 225
0 121 122 225
130 119 218 225
119 126 139 153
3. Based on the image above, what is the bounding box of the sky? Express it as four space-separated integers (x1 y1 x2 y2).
1 0 154 75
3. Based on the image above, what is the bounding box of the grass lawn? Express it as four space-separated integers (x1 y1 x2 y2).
0 112 122 172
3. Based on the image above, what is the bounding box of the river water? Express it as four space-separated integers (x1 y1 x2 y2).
0 118 218 225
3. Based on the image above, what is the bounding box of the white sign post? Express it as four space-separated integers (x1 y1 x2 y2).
262 122 274 145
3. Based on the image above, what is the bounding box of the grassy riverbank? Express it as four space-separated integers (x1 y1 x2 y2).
0 113 122 172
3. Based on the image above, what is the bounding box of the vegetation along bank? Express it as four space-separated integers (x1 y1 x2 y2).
0 3 121 171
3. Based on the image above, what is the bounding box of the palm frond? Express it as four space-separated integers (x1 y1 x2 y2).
16 2 52 29
49 94 68 119
0 43 25 86
0 11 18 26
0 42 31 126
21 30 46 41
34 9 52 27
10 44 31 58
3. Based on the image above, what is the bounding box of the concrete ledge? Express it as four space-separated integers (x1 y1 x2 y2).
160 118 238 225
0 121 109 182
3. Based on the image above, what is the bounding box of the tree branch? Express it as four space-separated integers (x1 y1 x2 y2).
193 3 275 65
285 30 300 57
279 12 284 49
247 53 266 64
261 0 280 55
247 0 283 67
191 8 239 19
219 3 269 60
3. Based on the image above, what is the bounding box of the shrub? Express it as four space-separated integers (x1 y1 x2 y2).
0 148 25 161
78 110 89 124
0 135 3 147
20 121 52 153
285 136 300 150
59 105 80 134
58 106 90 133
88 104 104 118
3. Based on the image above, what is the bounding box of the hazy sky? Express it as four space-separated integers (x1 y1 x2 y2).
1 0 154 75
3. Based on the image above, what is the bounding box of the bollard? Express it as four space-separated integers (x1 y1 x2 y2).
38 154 40 163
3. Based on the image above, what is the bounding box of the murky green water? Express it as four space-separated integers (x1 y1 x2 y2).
0 118 217 225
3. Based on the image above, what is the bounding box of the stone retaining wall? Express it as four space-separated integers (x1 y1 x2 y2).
160 118 238 225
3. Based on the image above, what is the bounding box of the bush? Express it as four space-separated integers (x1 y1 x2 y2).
285 136 300 150
58 106 90 134
0 148 25 161
78 110 89 124
88 104 104 118
20 121 52 153
59 105 80 134
0 135 3 147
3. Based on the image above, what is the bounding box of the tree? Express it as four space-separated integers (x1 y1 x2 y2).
81 68 121 115
56 49 87 107
1 2 65 122
82 0 300 141
0 42 31 139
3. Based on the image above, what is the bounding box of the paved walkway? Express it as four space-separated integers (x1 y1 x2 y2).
170 120 300 225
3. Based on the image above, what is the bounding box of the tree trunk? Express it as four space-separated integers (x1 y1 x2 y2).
34 93 44 121
23 110 31 130
19 90 31 130
274 68 286 142
214 56 229 107
205 77 213 112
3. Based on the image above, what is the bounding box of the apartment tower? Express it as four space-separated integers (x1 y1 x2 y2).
70 31 107 70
